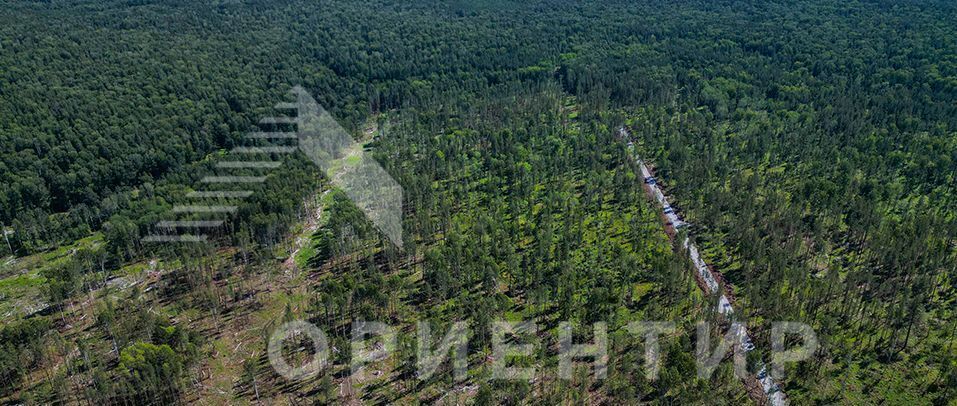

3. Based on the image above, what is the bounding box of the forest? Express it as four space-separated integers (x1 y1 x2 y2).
1 0 956 404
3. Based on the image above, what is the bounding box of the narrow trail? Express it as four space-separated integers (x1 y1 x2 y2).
283 190 330 273
620 128 786 406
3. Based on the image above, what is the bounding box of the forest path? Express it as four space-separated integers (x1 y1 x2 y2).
620 127 787 406
283 190 330 273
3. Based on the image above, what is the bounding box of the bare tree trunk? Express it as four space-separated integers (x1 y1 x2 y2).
2 228 12 254
252 375 261 405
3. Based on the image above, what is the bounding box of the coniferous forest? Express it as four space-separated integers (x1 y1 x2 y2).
1 0 956 404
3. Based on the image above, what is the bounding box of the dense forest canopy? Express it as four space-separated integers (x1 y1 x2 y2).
2 0 955 232
1 0 956 404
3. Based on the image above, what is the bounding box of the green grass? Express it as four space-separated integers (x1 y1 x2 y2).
0 233 106 321
632 282 654 302
117 261 152 278
0 272 46 291
294 244 316 269
344 154 362 165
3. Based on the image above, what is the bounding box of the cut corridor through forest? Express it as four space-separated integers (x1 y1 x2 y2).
620 127 787 406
